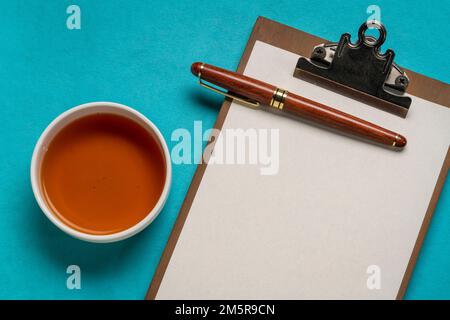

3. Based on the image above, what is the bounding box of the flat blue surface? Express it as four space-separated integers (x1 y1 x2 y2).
0 0 448 299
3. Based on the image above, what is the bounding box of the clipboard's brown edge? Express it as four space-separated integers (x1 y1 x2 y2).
146 16 450 300
396 147 450 299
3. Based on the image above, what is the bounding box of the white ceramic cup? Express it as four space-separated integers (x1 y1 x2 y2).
30 102 172 243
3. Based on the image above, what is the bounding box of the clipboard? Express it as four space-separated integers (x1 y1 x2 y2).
146 17 450 300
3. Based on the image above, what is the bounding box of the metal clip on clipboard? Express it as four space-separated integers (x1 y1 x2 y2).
294 21 412 117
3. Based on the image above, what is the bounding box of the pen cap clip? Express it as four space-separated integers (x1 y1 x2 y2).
197 71 260 109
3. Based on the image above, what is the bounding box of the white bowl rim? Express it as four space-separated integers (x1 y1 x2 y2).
30 101 172 243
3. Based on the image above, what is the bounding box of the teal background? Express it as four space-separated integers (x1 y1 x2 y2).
0 0 448 299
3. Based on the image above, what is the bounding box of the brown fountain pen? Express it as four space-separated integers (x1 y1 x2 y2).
191 62 407 149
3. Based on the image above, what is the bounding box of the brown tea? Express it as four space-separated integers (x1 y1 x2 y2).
40 113 166 235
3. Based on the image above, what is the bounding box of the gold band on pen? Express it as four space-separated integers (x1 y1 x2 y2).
270 88 288 110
